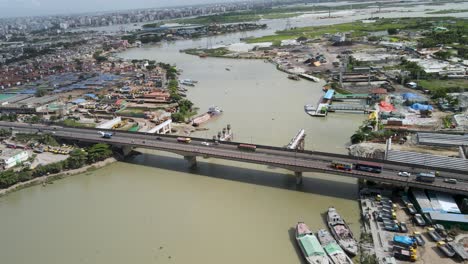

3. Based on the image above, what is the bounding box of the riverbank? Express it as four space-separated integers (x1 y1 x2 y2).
0 157 117 198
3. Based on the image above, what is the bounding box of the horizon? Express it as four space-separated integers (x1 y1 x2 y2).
0 0 244 19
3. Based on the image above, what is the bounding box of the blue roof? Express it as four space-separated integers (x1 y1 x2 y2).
72 98 86 104
84 93 98 99
324 89 335 100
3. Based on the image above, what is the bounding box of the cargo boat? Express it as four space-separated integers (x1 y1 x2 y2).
296 222 330 264
327 207 358 256
192 106 223 126
317 229 353 264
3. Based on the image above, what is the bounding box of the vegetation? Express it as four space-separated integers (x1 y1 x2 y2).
14 133 59 146
183 47 230 57
60 119 95 128
0 143 113 189
433 50 452 60
419 79 468 93
0 114 18 122
426 9 468 14
35 88 48 97
0 129 12 138
246 17 467 44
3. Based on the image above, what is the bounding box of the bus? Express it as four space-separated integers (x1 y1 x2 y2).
177 137 191 143
416 173 435 183
355 161 383 173
238 144 257 152
331 161 353 171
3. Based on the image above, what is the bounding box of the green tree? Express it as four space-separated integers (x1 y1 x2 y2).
178 99 193 113
86 144 112 163
387 28 398 35
66 149 88 169
171 112 185 122
434 50 451 60
35 88 47 97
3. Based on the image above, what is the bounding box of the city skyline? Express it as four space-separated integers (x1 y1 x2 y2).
0 0 241 18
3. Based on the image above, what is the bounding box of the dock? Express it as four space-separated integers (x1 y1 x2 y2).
299 73 320 82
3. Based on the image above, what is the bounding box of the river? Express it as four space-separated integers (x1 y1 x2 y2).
2 3 466 263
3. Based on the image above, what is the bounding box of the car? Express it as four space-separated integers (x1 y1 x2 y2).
444 178 457 184
398 171 411 177
156 137 162 140
201 142 210 146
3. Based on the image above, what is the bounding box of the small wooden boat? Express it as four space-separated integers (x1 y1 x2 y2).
327 207 358 256
288 74 300 81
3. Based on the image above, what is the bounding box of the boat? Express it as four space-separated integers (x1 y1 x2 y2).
288 74 300 81
327 207 358 256
225 68 231 71
208 106 223 115
304 104 317 115
199 53 208 58
180 79 196 86
296 222 330 264
317 229 353 264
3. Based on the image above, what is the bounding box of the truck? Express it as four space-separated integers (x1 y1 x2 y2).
437 241 456 257
406 203 417 215
98 131 113 139
412 232 425 246
427 227 442 242
416 172 435 183
393 235 417 249
393 246 417 262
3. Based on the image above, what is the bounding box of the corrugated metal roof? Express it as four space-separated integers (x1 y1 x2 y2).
429 212 468 223
387 150 468 171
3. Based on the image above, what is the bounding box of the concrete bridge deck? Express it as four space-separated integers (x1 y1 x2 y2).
2 121 468 195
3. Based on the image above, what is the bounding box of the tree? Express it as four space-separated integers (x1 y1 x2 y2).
66 149 88 169
171 112 185 123
387 28 398 35
178 99 193 113
434 50 451 60
35 88 47 97
86 144 112 163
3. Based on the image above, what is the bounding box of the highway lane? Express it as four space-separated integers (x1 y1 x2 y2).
2 122 468 194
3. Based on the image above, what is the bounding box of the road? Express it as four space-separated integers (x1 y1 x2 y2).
2 121 468 195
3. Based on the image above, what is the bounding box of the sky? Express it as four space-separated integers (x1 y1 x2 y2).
0 0 238 18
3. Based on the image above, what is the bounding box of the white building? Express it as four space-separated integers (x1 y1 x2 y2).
0 150 29 169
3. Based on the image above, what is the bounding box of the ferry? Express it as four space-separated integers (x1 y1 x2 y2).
317 229 354 264
296 222 330 264
327 207 358 256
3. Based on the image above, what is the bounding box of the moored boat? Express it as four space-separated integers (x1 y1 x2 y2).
296 222 330 264
317 229 354 264
288 74 300 81
327 207 358 256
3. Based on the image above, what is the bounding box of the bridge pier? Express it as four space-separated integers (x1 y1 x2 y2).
184 155 197 168
295 172 303 185
122 146 134 157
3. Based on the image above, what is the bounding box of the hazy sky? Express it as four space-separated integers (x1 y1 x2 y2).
0 0 237 18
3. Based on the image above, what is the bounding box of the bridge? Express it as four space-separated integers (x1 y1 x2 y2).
2 121 468 195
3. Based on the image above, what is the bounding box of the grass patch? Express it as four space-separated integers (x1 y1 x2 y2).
427 9 468 14
183 47 231 57
419 79 468 92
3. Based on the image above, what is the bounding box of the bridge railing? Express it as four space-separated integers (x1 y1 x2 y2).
15 122 468 175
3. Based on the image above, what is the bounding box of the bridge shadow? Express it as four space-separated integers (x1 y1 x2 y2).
122 151 358 200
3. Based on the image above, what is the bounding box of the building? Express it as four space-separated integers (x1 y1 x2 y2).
429 212 468 230
0 149 29 169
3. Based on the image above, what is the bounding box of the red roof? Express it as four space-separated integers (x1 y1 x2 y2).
370 88 388 94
